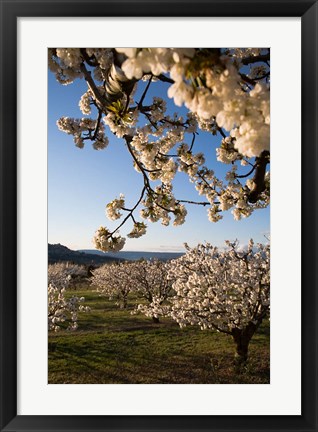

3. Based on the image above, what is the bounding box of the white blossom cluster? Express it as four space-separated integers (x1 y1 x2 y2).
50 48 270 252
48 48 113 85
229 48 262 59
117 48 196 80
57 116 109 150
48 263 90 332
168 240 270 335
119 48 269 158
48 48 83 85
127 222 147 238
93 226 126 253
140 185 188 227
106 194 125 220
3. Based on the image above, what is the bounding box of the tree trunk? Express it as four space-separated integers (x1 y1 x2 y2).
232 331 250 362
231 323 257 363
120 298 128 309
152 316 160 323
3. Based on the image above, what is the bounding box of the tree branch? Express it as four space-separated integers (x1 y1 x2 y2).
247 151 270 203
80 63 108 109
156 74 174 84
241 53 270 65
109 186 146 236
176 199 210 206
138 75 153 109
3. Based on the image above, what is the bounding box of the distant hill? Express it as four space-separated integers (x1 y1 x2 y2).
48 243 123 266
78 249 184 262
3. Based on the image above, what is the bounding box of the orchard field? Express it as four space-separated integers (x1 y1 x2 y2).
48 286 270 384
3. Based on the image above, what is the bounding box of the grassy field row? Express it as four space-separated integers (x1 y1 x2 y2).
48 286 270 384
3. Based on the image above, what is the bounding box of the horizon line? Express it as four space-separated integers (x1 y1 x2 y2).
49 242 185 253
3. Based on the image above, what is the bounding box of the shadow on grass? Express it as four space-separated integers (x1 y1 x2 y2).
49 326 269 384
49 289 270 384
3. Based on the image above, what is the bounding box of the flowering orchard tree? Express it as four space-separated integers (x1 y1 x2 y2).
128 259 173 323
48 262 87 288
91 262 133 308
49 48 270 251
48 263 90 332
91 260 173 320
168 240 270 362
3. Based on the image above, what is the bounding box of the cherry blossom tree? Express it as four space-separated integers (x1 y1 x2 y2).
48 261 87 286
168 240 270 362
91 262 133 308
48 263 90 332
128 259 173 323
49 48 270 252
91 260 173 320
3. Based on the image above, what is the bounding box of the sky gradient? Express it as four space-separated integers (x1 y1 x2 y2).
48 68 270 252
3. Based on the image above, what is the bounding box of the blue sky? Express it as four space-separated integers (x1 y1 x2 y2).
48 70 269 252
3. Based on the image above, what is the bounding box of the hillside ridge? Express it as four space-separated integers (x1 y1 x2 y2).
48 243 122 266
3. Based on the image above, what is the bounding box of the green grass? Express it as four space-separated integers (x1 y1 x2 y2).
48 287 270 384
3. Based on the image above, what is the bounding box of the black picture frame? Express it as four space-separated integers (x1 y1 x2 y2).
0 1 317 431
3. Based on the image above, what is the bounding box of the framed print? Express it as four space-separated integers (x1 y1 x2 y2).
0 0 317 431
